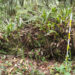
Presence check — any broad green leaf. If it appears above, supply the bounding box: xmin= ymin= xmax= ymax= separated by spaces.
xmin=64 ymin=72 xmax=71 ymax=75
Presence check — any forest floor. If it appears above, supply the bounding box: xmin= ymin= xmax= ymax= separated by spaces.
xmin=0 ymin=54 xmax=75 ymax=75
xmin=0 ymin=54 xmax=56 ymax=75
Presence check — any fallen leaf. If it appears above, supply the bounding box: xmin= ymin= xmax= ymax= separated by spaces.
xmin=20 ymin=59 xmax=24 ymax=64
xmin=0 ymin=60 xmax=2 ymax=63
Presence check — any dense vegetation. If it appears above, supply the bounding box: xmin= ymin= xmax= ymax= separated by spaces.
xmin=0 ymin=0 xmax=75 ymax=75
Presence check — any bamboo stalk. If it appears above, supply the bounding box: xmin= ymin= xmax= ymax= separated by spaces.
xmin=66 ymin=13 xmax=72 ymax=65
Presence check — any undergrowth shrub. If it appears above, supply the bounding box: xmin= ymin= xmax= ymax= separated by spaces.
xmin=0 ymin=0 xmax=72 ymax=61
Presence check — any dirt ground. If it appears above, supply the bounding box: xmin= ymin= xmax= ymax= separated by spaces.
xmin=0 ymin=54 xmax=75 ymax=75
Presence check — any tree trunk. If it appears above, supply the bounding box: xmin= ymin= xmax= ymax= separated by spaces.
xmin=73 ymin=28 xmax=75 ymax=49
xmin=19 ymin=0 xmax=24 ymax=7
